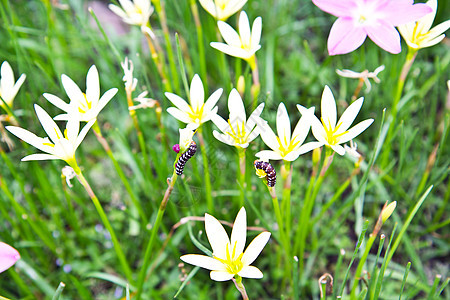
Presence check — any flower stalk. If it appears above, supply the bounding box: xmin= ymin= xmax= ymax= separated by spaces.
xmin=232 ymin=275 xmax=249 ymax=300
xmin=189 ymin=0 xmax=208 ymax=92
xmin=91 ymin=121 xmax=147 ymax=224
xmin=74 ymin=165 xmax=133 ymax=283
xmin=238 ymin=147 xmax=246 ymax=206
xmin=198 ymin=128 xmax=214 ymax=212
xmin=249 ymin=56 xmax=260 ymax=111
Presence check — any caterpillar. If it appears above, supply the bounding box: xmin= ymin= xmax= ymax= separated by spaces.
xmin=175 ymin=141 xmax=197 ymax=175
xmin=254 ymin=160 xmax=276 ymax=187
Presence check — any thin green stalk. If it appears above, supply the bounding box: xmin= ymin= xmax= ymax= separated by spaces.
xmin=238 ymin=147 xmax=246 ymax=206
xmin=152 ymin=0 xmax=180 ymax=93
xmin=198 ymin=128 xmax=214 ymax=213
xmin=92 ymin=122 xmax=147 ymax=225
xmin=232 ymin=276 xmax=249 ymax=300
xmin=349 ymin=233 xmax=377 ymax=298
xmin=189 ymin=0 xmax=208 ymax=92
xmin=248 ymin=56 xmax=260 ymax=110
xmin=381 ymin=48 xmax=418 ymax=168
xmin=268 ymin=186 xmax=290 ymax=260
xmin=281 ymin=160 xmax=292 ymax=237
xmin=73 ymin=166 xmax=133 ymax=283
xmin=135 ymin=169 xmax=179 ymax=300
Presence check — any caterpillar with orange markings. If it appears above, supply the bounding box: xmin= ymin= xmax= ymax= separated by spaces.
xmin=175 ymin=141 xmax=197 ymax=175
xmin=254 ymin=160 xmax=276 ymax=187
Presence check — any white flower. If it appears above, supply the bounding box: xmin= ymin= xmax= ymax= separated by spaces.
xmin=43 ymin=65 xmax=118 ymax=123
xmin=211 ymin=11 xmax=262 ymax=63
xmin=121 ymin=57 xmax=138 ymax=93
xmin=305 ymin=85 xmax=374 ymax=156
xmin=398 ymin=0 xmax=450 ymax=50
xmin=6 ymin=104 xmax=94 ymax=165
xmin=199 ymin=0 xmax=248 ymax=21
xmin=181 ymin=207 xmax=271 ymax=281
xmin=165 ymin=74 xmax=222 ymax=129
xmin=212 ymin=89 xmax=264 ymax=148
xmin=0 ymin=61 xmax=26 ymax=108
xmin=336 ymin=65 xmax=385 ymax=92
xmin=109 ymin=0 xmax=153 ymax=27
xmin=255 ymin=103 xmax=322 ymax=162
xmin=179 ymin=124 xmax=197 ymax=153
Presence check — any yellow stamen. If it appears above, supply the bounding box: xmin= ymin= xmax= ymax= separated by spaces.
xmin=321 ymin=117 xmax=348 ymax=146
xmin=213 ymin=241 xmax=244 ymax=275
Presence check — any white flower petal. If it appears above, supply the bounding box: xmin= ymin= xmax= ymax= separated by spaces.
xmin=276 ymin=103 xmax=291 ymax=147
xmin=239 ymin=11 xmax=251 ymax=47
xmin=246 ymin=103 xmax=264 ymax=132
xmin=330 ymin=144 xmax=346 ymax=156
xmin=61 ymin=74 xmax=84 ymax=105
xmin=180 ymin=254 xmax=225 ymax=271
xmin=205 ymin=213 xmax=231 ymax=260
xmin=310 ymin=115 xmax=328 ymax=145
xmin=258 ymin=120 xmax=280 ymax=152
xmin=86 ymin=65 xmax=100 ymax=107
xmin=213 ymin=130 xmax=235 ymax=146
xmin=43 ymin=93 xmax=70 ymax=112
xmin=255 ymin=150 xmax=283 ymax=161
xmin=167 ymin=107 xmax=192 ymax=124
xmin=251 ymin=16 xmax=262 ymax=49
xmin=190 ymin=74 xmax=205 ymax=113
xmin=238 ymin=265 xmax=263 ymax=279
xmin=230 ymin=207 xmax=246 ymax=257
xmin=228 ymin=89 xmax=246 ymax=124
xmin=291 ymin=111 xmax=313 ymax=147
xmin=95 ymin=88 xmax=118 ymax=118
xmin=6 ymin=126 xmax=51 ymax=153
xmin=21 ymin=153 xmax=60 ymax=161
xmin=217 ymin=21 xmax=241 ymax=47
xmin=321 ymin=85 xmax=337 ymax=130
xmin=34 ymin=104 xmax=62 ymax=144
xmin=210 ymin=270 xmax=234 ymax=281
xmin=241 ymin=231 xmax=271 ymax=266
xmin=211 ymin=114 xmax=229 ymax=133
xmin=336 ymin=97 xmax=364 ymax=134
xmin=297 ymin=141 xmax=324 ymax=155
xmin=203 ymin=88 xmax=223 ymax=114
xmin=53 ymin=114 xmax=69 ymax=121
xmin=76 ymin=119 xmax=95 ymax=149
xmin=165 ymin=92 xmax=192 ymax=113
xmin=338 ymin=119 xmax=374 ymax=144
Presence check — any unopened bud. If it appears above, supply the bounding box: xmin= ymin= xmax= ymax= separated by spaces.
xmin=237 ymin=75 xmax=245 ymax=96
xmin=312 ymin=147 xmax=321 ymax=165
xmin=381 ymin=201 xmax=396 ymax=223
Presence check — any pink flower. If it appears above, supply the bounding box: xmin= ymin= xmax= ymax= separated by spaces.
xmin=0 ymin=242 xmax=20 ymax=273
xmin=312 ymin=0 xmax=432 ymax=55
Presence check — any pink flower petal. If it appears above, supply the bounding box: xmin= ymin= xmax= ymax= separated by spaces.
xmin=0 ymin=242 xmax=20 ymax=273
xmin=383 ymin=2 xmax=433 ymax=26
xmin=328 ymin=18 xmax=367 ymax=55
xmin=365 ymin=20 xmax=401 ymax=54
xmin=312 ymin=0 xmax=357 ymax=17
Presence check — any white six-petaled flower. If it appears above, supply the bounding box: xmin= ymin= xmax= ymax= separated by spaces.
xmin=43 ymin=65 xmax=118 ymax=123
xmin=398 ymin=0 xmax=450 ymax=50
xmin=165 ymin=74 xmax=222 ymax=129
xmin=301 ymin=85 xmax=374 ymax=156
xmin=0 ymin=61 xmax=26 ymax=108
xmin=255 ymin=103 xmax=322 ymax=162
xmin=199 ymin=0 xmax=248 ymax=21
xmin=211 ymin=11 xmax=262 ymax=65
xmin=181 ymin=207 xmax=271 ymax=281
xmin=212 ymin=89 xmax=264 ymax=148
xmin=109 ymin=0 xmax=153 ymax=27
xmin=6 ymin=104 xmax=94 ymax=165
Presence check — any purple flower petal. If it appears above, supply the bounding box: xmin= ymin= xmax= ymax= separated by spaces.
xmin=328 ymin=18 xmax=367 ymax=55
xmin=312 ymin=0 xmax=357 ymax=17
xmin=365 ymin=20 xmax=401 ymax=54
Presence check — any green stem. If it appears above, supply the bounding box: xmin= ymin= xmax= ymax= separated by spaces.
xmin=381 ymin=48 xmax=418 ymax=168
xmin=198 ymin=128 xmax=214 ymax=213
xmin=248 ymin=56 xmax=260 ymax=111
xmin=153 ymin=0 xmax=180 ymax=93
xmin=350 ymin=233 xmax=377 ymax=298
xmin=92 ymin=122 xmax=147 ymax=224
xmin=233 ymin=276 xmax=249 ymax=300
xmin=135 ymin=169 xmax=179 ymax=300
xmin=74 ymin=166 xmax=133 ymax=284
xmin=238 ymin=147 xmax=246 ymax=206
xmin=189 ymin=0 xmax=208 ymax=92
xmin=281 ymin=160 xmax=292 ymax=238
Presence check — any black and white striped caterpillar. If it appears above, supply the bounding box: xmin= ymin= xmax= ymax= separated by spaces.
xmin=175 ymin=141 xmax=197 ymax=175
xmin=254 ymin=160 xmax=276 ymax=187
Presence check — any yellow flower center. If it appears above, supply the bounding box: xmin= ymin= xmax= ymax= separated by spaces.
xmin=214 ymin=0 xmax=228 ymax=10
xmin=78 ymin=93 xmax=92 ymax=114
xmin=214 ymin=242 xmax=244 ymax=275
xmin=186 ymin=101 xmax=205 ymax=124
xmin=321 ymin=118 xmax=348 ymax=146
xmin=226 ymin=120 xmax=248 ymax=145
xmin=276 ymin=135 xmax=300 ymax=157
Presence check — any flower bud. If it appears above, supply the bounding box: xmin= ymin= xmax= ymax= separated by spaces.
xmin=381 ymin=201 xmax=396 ymax=223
